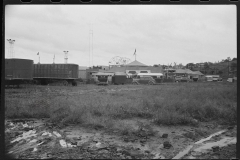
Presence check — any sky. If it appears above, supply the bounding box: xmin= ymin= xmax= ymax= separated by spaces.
xmin=5 ymin=5 xmax=236 ymax=67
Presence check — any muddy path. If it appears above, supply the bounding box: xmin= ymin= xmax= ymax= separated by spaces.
xmin=5 ymin=118 xmax=236 ymax=159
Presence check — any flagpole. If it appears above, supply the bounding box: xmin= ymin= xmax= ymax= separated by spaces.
xmin=134 ymin=49 xmax=136 ymax=61
xmin=37 ymin=52 xmax=40 ymax=64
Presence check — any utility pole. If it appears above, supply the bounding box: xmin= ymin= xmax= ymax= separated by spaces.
xmin=7 ymin=39 xmax=15 ymax=58
xmin=53 ymin=54 xmax=55 ymax=64
xmin=37 ymin=52 xmax=40 ymax=64
xmin=228 ymin=60 xmax=229 ymax=76
xmin=63 ymin=51 xmax=68 ymax=64
xmin=92 ymin=28 xmax=93 ymax=67
xmin=88 ymin=23 xmax=93 ymax=67
xmin=167 ymin=63 xmax=169 ymax=79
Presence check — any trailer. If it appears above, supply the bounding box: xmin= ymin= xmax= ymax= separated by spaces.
xmin=5 ymin=58 xmax=34 ymax=87
xmin=112 ymin=72 xmax=126 ymax=85
xmin=33 ymin=63 xmax=79 ymax=86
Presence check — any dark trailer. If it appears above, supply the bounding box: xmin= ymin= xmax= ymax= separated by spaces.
xmin=112 ymin=72 xmax=127 ymax=85
xmin=5 ymin=58 xmax=34 ymax=87
xmin=33 ymin=63 xmax=78 ymax=86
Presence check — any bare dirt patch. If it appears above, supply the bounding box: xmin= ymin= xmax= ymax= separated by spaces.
xmin=5 ymin=83 xmax=237 ymax=159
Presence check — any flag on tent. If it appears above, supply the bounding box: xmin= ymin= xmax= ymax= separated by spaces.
xmin=37 ymin=52 xmax=39 ymax=55
xmin=133 ymin=49 xmax=136 ymax=55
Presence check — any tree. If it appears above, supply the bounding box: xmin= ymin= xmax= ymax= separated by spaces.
xmin=208 ymin=62 xmax=213 ymax=66
xmin=204 ymin=62 xmax=209 ymax=69
xmin=203 ymin=62 xmax=210 ymax=74
xmin=218 ymin=70 xmax=223 ymax=75
xmin=231 ymin=62 xmax=237 ymax=71
xmin=162 ymin=65 xmax=168 ymax=69
xmin=178 ymin=63 xmax=183 ymax=69
xmin=232 ymin=57 xmax=237 ymax=61
xmin=186 ymin=63 xmax=195 ymax=70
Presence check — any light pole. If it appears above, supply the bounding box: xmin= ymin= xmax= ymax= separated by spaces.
xmin=7 ymin=39 xmax=15 ymax=58
xmin=63 ymin=51 xmax=68 ymax=64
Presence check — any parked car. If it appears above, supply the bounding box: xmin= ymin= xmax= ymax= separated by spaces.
xmin=205 ymin=75 xmax=221 ymax=82
xmin=217 ymin=77 xmax=223 ymax=82
xmin=227 ymin=78 xmax=235 ymax=83
xmin=175 ymin=76 xmax=191 ymax=82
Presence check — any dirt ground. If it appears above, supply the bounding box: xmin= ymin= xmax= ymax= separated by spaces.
xmin=5 ymin=118 xmax=237 ymax=159
xmin=5 ymin=84 xmax=237 ymax=159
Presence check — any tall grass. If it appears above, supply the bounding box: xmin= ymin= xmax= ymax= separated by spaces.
xmin=5 ymin=82 xmax=237 ymax=128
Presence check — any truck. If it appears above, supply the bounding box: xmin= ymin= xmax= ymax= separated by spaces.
xmin=132 ymin=73 xmax=163 ymax=85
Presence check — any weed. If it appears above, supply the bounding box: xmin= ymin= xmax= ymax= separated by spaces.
xmin=5 ymin=83 xmax=237 ymax=128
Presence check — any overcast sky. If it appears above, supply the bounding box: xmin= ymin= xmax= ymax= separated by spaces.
xmin=5 ymin=5 xmax=236 ymax=67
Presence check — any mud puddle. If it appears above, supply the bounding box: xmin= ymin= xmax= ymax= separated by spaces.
xmin=5 ymin=118 xmax=237 ymax=159
xmin=173 ymin=125 xmax=237 ymax=159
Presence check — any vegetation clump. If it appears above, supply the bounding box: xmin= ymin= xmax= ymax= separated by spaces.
xmin=5 ymin=82 xmax=237 ymax=128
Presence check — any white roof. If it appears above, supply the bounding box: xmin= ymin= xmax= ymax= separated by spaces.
xmin=94 ymin=72 xmax=114 ymax=76
xmin=125 ymin=60 xmax=148 ymax=67
xmin=205 ymin=75 xmax=219 ymax=77
xmin=137 ymin=73 xmax=163 ymax=76
xmin=114 ymin=72 xmax=126 ymax=75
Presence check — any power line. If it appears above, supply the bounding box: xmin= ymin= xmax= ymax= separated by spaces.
xmin=88 ymin=23 xmax=93 ymax=67
xmin=63 ymin=51 xmax=68 ymax=64
xmin=92 ymin=26 xmax=93 ymax=67
xmin=7 ymin=39 xmax=15 ymax=58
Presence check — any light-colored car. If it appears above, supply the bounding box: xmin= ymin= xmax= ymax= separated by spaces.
xmin=227 ymin=78 xmax=234 ymax=83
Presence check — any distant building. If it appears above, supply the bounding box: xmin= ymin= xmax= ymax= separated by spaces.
xmin=171 ymin=69 xmax=204 ymax=79
xmin=106 ymin=60 xmax=163 ymax=77
xmin=79 ymin=65 xmax=110 ymax=80
xmin=78 ymin=66 xmax=88 ymax=79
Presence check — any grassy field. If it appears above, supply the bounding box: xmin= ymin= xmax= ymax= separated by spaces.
xmin=5 ymin=82 xmax=237 ymax=131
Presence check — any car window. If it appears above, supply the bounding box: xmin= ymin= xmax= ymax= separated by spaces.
xmin=129 ymin=71 xmax=136 ymax=74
